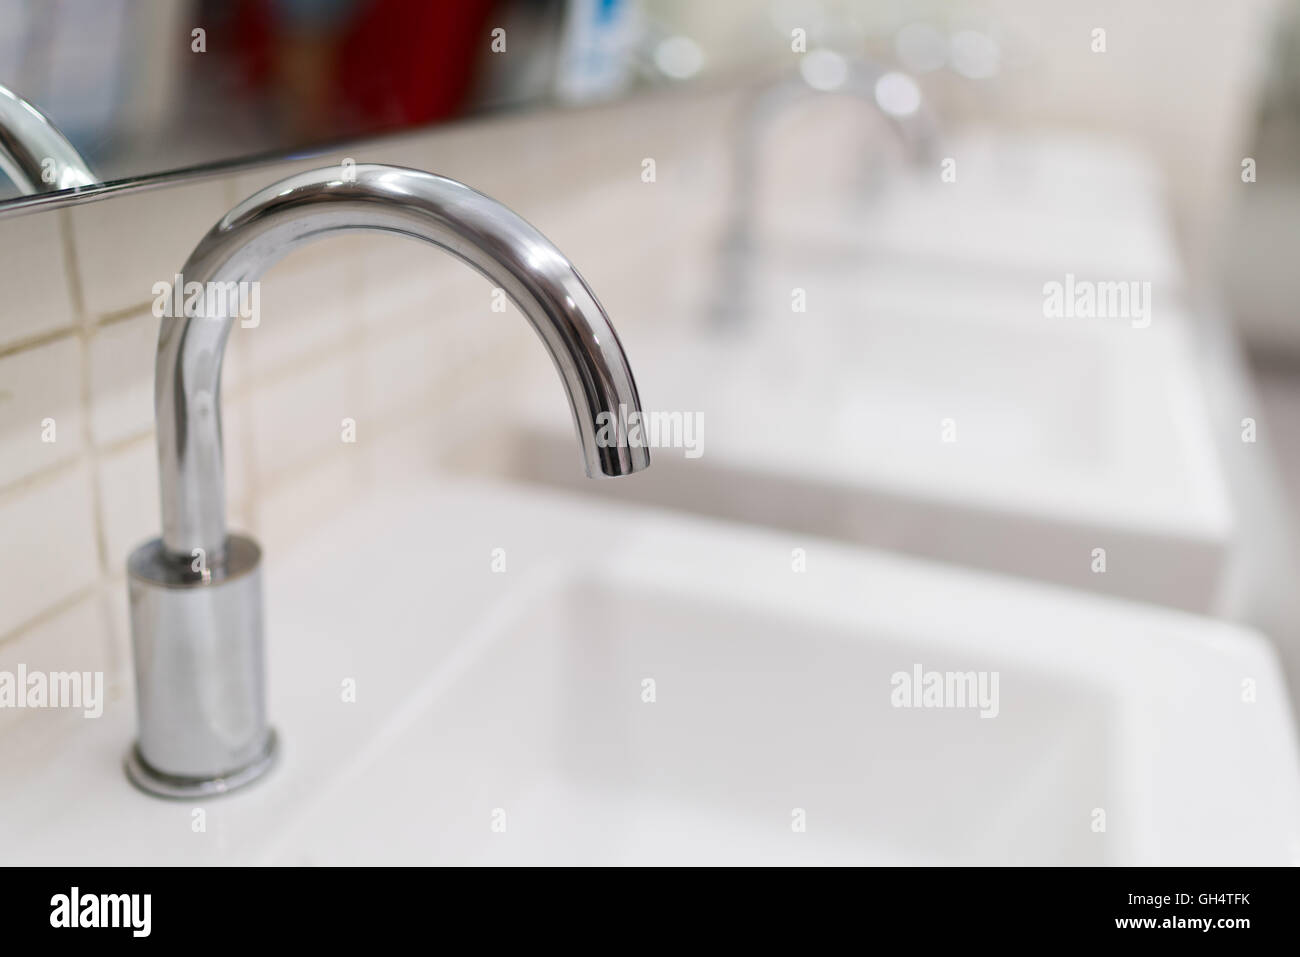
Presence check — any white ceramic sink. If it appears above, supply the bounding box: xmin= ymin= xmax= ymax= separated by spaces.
xmin=3 ymin=478 xmax=1289 ymax=865
xmin=486 ymin=127 xmax=1233 ymax=615
xmin=499 ymin=278 xmax=1234 ymax=614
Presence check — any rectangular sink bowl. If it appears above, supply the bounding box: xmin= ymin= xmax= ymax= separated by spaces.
xmin=257 ymin=483 xmax=1292 ymax=866
xmin=495 ymin=276 xmax=1233 ymax=614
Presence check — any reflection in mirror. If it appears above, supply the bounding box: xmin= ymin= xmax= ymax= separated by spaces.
xmin=0 ymin=0 xmax=681 ymax=205
xmin=0 ymin=83 xmax=96 ymax=193
xmin=0 ymin=0 xmax=575 ymax=203
xmin=0 ymin=0 xmax=969 ymax=209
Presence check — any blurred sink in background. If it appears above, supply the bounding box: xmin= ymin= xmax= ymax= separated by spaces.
xmin=505 ymin=310 xmax=1230 ymax=612
xmin=486 ymin=134 xmax=1233 ymax=612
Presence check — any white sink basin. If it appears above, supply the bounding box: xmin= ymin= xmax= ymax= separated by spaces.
xmin=5 ymin=478 xmax=1284 ymax=868
xmin=500 ymin=285 xmax=1234 ymax=614
xmin=1 ymin=478 xmax=1293 ymax=865
xmin=269 ymin=576 xmax=1114 ymax=866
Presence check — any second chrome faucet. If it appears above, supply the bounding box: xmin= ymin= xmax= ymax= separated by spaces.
xmin=125 ymin=164 xmax=650 ymax=798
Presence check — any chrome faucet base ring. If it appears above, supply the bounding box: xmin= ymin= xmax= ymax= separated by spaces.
xmin=125 ymin=728 xmax=279 ymax=799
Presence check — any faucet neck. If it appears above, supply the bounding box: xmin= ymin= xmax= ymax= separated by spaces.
xmin=155 ymin=164 xmax=648 ymax=559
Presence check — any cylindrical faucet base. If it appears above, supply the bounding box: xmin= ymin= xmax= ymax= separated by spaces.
xmin=125 ymin=534 xmax=277 ymax=798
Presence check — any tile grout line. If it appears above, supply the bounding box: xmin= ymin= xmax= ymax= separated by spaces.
xmin=0 ymin=584 xmax=99 ymax=650
xmin=60 ymin=207 xmax=108 ymax=568
xmin=0 ymin=448 xmax=84 ymax=504
xmin=60 ymin=204 xmax=124 ymax=679
xmin=0 ymin=323 xmax=80 ymax=360
xmin=96 ymin=300 xmax=158 ymax=327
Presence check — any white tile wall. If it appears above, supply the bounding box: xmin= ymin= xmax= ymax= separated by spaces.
xmin=254 ymin=453 xmax=365 ymax=555
xmin=244 ymin=237 xmax=363 ymax=378
xmin=0 ymin=335 xmax=83 ymax=488
xmin=221 ymin=395 xmax=253 ymax=508
xmin=87 ymin=312 xmax=159 ymax=446
xmin=0 ymin=464 xmax=99 ymax=638
xmin=94 ymin=436 xmax=160 ymax=576
xmin=250 ymin=351 xmax=361 ymax=484
xmin=69 ymin=180 xmax=231 ymax=319
xmin=357 ymin=233 xmax=449 ymax=328
xmin=359 ymin=317 xmax=445 ymax=421
xmin=0 ymin=210 xmax=79 ymax=350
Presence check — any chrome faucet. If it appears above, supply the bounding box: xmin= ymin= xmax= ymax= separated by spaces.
xmin=125 ymin=164 xmax=650 ymax=798
xmin=0 ymin=84 xmax=95 ymax=193
xmin=715 ymin=52 xmax=938 ymax=325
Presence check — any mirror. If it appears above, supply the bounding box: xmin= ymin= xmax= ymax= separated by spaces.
xmin=0 ymin=0 xmax=1026 ymax=211
xmin=0 ymin=0 xmax=734 ymax=207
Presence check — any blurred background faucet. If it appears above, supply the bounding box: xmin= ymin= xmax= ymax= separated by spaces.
xmin=0 ymin=83 xmax=95 ymax=193
xmin=124 ymin=164 xmax=650 ymax=798
xmin=715 ymin=51 xmax=939 ymax=327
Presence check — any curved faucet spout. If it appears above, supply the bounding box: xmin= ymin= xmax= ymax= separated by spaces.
xmin=0 ymin=84 xmax=96 ymax=193
xmin=157 ymin=164 xmax=649 ymax=559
